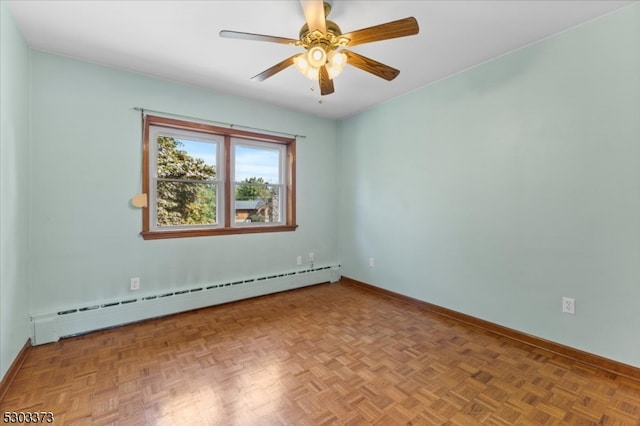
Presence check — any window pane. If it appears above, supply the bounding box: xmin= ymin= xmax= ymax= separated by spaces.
xmin=157 ymin=136 xmax=216 ymax=181
xmin=234 ymin=145 xmax=280 ymax=184
xmin=157 ymin=181 xmax=217 ymax=227
xmin=234 ymin=184 xmax=281 ymax=223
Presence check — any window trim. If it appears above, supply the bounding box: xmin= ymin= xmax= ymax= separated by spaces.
xmin=141 ymin=115 xmax=297 ymax=240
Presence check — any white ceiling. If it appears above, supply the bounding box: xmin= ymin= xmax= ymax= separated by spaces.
xmin=7 ymin=0 xmax=636 ymax=120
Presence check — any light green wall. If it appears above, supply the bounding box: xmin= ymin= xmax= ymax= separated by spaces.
xmin=28 ymin=52 xmax=339 ymax=316
xmin=0 ymin=2 xmax=31 ymax=380
xmin=339 ymin=4 xmax=640 ymax=367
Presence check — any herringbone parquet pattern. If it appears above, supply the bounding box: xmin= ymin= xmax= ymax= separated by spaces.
xmin=2 ymin=282 xmax=639 ymax=425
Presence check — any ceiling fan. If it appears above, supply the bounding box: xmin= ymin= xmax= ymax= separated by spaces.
xmin=220 ymin=0 xmax=419 ymax=96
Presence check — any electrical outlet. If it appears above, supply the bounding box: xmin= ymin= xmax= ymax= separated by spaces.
xmin=309 ymin=252 xmax=315 ymax=262
xmin=130 ymin=277 xmax=140 ymax=291
xmin=562 ymin=297 xmax=575 ymax=315
xmin=296 ymin=256 xmax=302 ymax=266
xmin=369 ymin=257 xmax=375 ymax=267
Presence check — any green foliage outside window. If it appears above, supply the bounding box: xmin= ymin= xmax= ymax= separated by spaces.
xmin=235 ymin=177 xmax=279 ymax=223
xmin=156 ymin=136 xmax=216 ymax=226
xmin=235 ymin=177 xmax=270 ymax=200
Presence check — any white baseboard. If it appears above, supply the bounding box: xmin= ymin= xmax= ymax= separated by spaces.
xmin=32 ymin=265 xmax=341 ymax=345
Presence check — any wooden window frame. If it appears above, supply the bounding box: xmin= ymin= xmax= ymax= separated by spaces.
xmin=141 ymin=115 xmax=297 ymax=240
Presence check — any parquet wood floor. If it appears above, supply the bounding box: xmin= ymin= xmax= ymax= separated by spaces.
xmin=2 ymin=281 xmax=639 ymax=425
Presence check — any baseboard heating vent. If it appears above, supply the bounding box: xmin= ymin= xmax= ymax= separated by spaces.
xmin=34 ymin=264 xmax=340 ymax=345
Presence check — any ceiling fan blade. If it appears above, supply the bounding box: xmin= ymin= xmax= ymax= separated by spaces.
xmin=299 ymin=0 xmax=326 ymax=34
xmin=343 ymin=50 xmax=400 ymax=81
xmin=341 ymin=17 xmax=419 ymax=47
xmin=319 ymin=66 xmax=335 ymax=96
xmin=251 ymin=55 xmax=297 ymax=82
xmin=220 ymin=30 xmax=298 ymax=45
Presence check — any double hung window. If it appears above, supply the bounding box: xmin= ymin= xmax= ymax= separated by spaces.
xmin=141 ymin=115 xmax=296 ymax=239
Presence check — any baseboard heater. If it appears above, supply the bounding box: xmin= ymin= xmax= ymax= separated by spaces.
xmin=32 ymin=265 xmax=341 ymax=345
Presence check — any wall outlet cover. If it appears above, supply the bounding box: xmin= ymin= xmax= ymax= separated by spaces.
xmin=130 ymin=277 xmax=140 ymax=291
xmin=562 ymin=297 xmax=575 ymax=315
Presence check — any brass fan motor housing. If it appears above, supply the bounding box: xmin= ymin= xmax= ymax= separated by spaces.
xmin=298 ymin=19 xmax=344 ymax=51
xmin=298 ymin=1 xmax=346 ymax=52
xmin=299 ymin=19 xmax=342 ymax=40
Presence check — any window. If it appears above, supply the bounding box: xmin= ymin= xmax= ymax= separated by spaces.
xmin=141 ymin=115 xmax=296 ymax=239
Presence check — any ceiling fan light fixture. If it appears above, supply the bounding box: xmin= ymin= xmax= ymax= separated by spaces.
xmin=328 ymin=50 xmax=347 ymax=67
xmin=325 ymin=64 xmax=341 ymax=79
xmin=295 ymin=53 xmax=320 ymax=80
xmin=307 ymin=45 xmax=327 ymax=68
xmin=305 ymin=67 xmax=320 ymax=80
xmin=293 ymin=53 xmax=310 ymax=74
xmin=294 ymin=46 xmax=331 ymax=81
xmin=325 ymin=49 xmax=347 ymax=79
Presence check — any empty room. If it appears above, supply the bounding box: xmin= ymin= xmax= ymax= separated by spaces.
xmin=1 ymin=1 xmax=639 ymax=424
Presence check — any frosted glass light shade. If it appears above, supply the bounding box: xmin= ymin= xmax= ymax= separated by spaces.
xmin=326 ymin=50 xmax=347 ymax=79
xmin=307 ymin=46 xmax=327 ymax=68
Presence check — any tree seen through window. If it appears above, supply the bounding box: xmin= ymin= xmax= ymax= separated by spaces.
xmin=156 ymin=136 xmax=216 ymax=227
